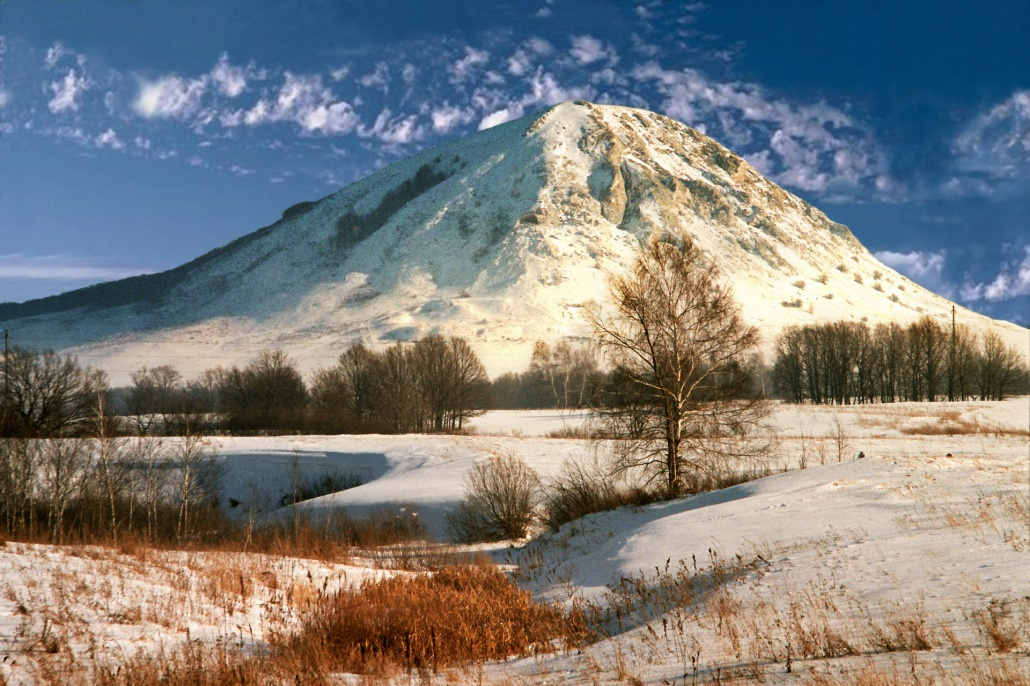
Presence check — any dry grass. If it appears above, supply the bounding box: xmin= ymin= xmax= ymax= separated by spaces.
xmin=974 ymin=600 xmax=1027 ymax=654
xmin=17 ymin=554 xmax=582 ymax=685
xmin=900 ymin=416 xmax=1029 ymax=437
xmin=285 ymin=562 xmax=584 ymax=675
xmin=34 ymin=642 xmax=332 ymax=686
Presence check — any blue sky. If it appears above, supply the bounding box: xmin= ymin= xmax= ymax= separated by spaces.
xmin=1 ymin=0 xmax=1028 ymax=324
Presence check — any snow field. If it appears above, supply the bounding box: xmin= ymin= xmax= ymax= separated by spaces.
xmin=0 ymin=398 xmax=1026 ymax=684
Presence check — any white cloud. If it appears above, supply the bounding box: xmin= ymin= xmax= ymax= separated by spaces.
xmin=303 ymin=101 xmax=360 ymax=134
xmin=330 ymin=66 xmax=351 ymax=82
xmin=401 ymin=63 xmax=417 ymax=85
xmin=48 ymin=68 xmax=92 ymax=113
xmin=134 ymin=74 xmax=208 ymax=119
xmin=525 ymin=37 xmax=554 ymax=55
xmin=953 ymin=90 xmax=1030 ymax=182
xmin=209 ymin=52 xmax=259 ymax=97
xmin=875 ymin=249 xmax=955 ymax=299
xmin=0 ymin=87 xmax=9 ymax=109
xmin=359 ymin=62 xmax=390 ymax=91
xmin=479 ymin=105 xmax=524 ymax=130
xmin=360 ymin=108 xmax=423 ymax=144
xmin=507 ymin=50 xmax=532 ymax=76
xmin=94 ymin=128 xmax=125 ymax=150
xmin=631 ymin=61 xmax=892 ymax=197
xmin=960 ymin=247 xmax=1030 ymax=302
xmin=51 ymin=125 xmax=90 ymax=145
xmin=874 ymin=250 xmax=946 ymax=280
xmin=430 ymin=104 xmax=475 ymax=133
xmin=0 ymin=254 xmax=151 ymax=281
xmin=449 ymin=47 xmax=490 ymax=84
xmin=44 ymin=43 xmax=66 ymax=69
xmin=477 ymin=67 xmax=593 ymax=130
xmin=43 ymin=42 xmax=83 ymax=70
xmin=240 ymin=73 xmax=359 ymax=135
xmin=569 ymin=35 xmax=617 ymax=65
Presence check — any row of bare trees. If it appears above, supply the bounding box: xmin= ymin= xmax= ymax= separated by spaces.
xmin=490 ymin=341 xmax=603 ymax=409
xmin=0 ymin=428 xmax=221 ymax=545
xmin=309 ymin=337 xmax=489 ymax=433
xmin=772 ymin=318 xmax=1029 ymax=404
xmin=121 ymin=336 xmax=490 ymax=435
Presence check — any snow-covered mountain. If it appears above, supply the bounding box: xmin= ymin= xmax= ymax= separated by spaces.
xmin=3 ymin=101 xmax=1026 ymax=383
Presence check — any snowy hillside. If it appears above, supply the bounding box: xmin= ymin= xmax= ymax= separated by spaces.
xmin=4 ymin=101 xmax=1026 ymax=383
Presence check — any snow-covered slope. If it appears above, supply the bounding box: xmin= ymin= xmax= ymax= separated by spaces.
xmin=5 ymin=101 xmax=1026 ymax=383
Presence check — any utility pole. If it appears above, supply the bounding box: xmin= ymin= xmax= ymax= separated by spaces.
xmin=948 ymin=306 xmax=956 ymax=401
xmin=1 ymin=328 xmax=8 ymax=431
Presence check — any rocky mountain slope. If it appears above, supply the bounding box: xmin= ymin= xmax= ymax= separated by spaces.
xmin=3 ymin=101 xmax=1025 ymax=383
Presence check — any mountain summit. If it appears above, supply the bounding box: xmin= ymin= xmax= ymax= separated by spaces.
xmin=4 ymin=101 xmax=1025 ymax=382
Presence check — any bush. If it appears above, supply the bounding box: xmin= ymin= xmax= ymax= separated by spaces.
xmin=288 ymin=564 xmax=580 ymax=674
xmin=543 ymin=457 xmax=653 ymax=530
xmin=447 ymin=453 xmax=541 ymax=542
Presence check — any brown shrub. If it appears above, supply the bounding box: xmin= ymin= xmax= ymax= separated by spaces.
xmin=287 ymin=563 xmax=583 ymax=674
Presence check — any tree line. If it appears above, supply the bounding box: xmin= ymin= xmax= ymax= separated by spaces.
xmin=771 ymin=316 xmax=1029 ymax=405
xmin=490 ymin=341 xmax=603 ymax=410
xmin=0 ymin=335 xmax=490 ymax=438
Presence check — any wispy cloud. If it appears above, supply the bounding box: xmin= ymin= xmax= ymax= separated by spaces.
xmin=874 ymin=249 xmax=954 ymax=298
xmin=233 ymin=72 xmax=359 ymax=135
xmin=19 ymin=25 xmax=897 ymax=204
xmin=874 ymin=249 xmax=945 ymax=280
xmin=360 ymin=107 xmax=423 ymax=144
xmin=0 ymin=254 xmax=152 ymax=281
xmin=632 ymin=61 xmax=895 ymax=198
xmin=951 ymin=90 xmax=1030 ymax=190
xmin=448 ymin=47 xmax=490 ymax=84
xmin=209 ymin=52 xmax=263 ymax=97
xmin=960 ymin=246 xmax=1030 ymax=302
xmin=94 ymin=128 xmax=124 ymax=150
xmin=134 ymin=74 xmax=207 ymax=119
xmin=430 ymin=103 xmax=476 ymax=133
xmin=48 ymin=68 xmax=92 ymax=113
xmin=358 ymin=62 xmax=391 ymax=92
xmin=569 ymin=35 xmax=618 ymax=65
xmin=43 ymin=42 xmax=85 ymax=70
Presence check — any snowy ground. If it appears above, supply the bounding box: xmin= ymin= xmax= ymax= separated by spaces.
xmin=1 ymin=400 xmax=1027 ymax=684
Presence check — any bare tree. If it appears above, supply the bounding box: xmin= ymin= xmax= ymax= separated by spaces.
xmin=907 ymin=316 xmax=947 ymax=401
xmin=90 ymin=380 xmax=133 ymax=539
xmin=127 ymin=365 xmax=184 ymax=434
xmin=0 ymin=437 xmax=39 ymax=536
xmin=528 ymin=340 xmax=600 ymax=417
xmin=173 ymin=424 xmax=219 ymax=543
xmin=976 ymin=331 xmax=1029 ymax=400
xmin=220 ymin=350 xmax=308 ymax=433
xmin=445 ymin=336 xmax=489 ymax=430
xmin=39 ymin=438 xmax=92 ymax=542
xmin=590 ymin=235 xmax=770 ymax=497
xmin=411 ymin=335 xmax=455 ymax=432
xmin=1 ymin=348 xmax=102 ymax=437
xmin=447 ymin=453 xmax=541 ymax=542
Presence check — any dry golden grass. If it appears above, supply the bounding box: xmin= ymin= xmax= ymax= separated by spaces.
xmin=34 ymin=641 xmax=333 ymax=686
xmin=286 ymin=562 xmax=584 ymax=675
xmin=900 ymin=416 xmax=1029 ymax=437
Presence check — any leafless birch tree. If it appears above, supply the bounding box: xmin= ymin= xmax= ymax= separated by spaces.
xmin=590 ymin=235 xmax=770 ymax=497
